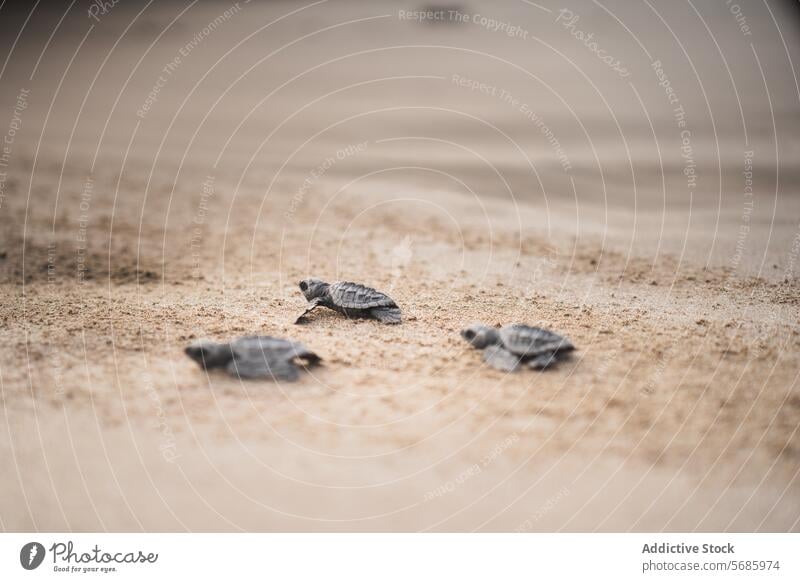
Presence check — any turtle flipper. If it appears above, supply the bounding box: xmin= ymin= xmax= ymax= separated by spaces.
xmin=528 ymin=350 xmax=573 ymax=369
xmin=369 ymin=306 xmax=402 ymax=324
xmin=528 ymin=352 xmax=558 ymax=370
xmin=294 ymin=298 xmax=322 ymax=324
xmin=482 ymin=345 xmax=520 ymax=372
xmin=291 ymin=343 xmax=322 ymax=367
xmin=226 ymin=354 xmax=300 ymax=382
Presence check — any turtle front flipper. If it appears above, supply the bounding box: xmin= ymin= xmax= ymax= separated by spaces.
xmin=528 ymin=349 xmax=574 ymax=369
xmin=290 ymin=343 xmax=322 ymax=367
xmin=369 ymin=306 xmax=402 ymax=324
xmin=482 ymin=345 xmax=520 ymax=372
xmin=528 ymin=352 xmax=558 ymax=370
xmin=294 ymin=298 xmax=322 ymax=324
xmin=185 ymin=341 xmax=235 ymax=369
xmin=226 ymin=354 xmax=300 ymax=382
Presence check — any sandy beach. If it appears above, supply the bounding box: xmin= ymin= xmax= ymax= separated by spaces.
xmin=1 ymin=0 xmax=799 ymax=531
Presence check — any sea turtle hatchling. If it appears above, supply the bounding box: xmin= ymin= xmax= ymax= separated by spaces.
xmin=461 ymin=323 xmax=575 ymax=371
xmin=185 ymin=336 xmax=321 ymax=381
xmin=295 ymin=278 xmax=402 ymax=324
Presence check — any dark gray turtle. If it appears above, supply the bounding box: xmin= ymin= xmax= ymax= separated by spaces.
xmin=295 ymin=278 xmax=402 ymax=324
xmin=185 ymin=335 xmax=320 ymax=381
xmin=461 ymin=323 xmax=575 ymax=371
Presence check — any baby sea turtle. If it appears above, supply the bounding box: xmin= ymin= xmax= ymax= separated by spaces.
xmin=185 ymin=336 xmax=320 ymax=381
xmin=295 ymin=278 xmax=402 ymax=324
xmin=461 ymin=323 xmax=575 ymax=371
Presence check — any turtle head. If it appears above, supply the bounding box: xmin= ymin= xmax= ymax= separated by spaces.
xmin=460 ymin=323 xmax=500 ymax=349
xmin=299 ymin=277 xmax=329 ymax=301
xmin=185 ymin=340 xmax=233 ymax=369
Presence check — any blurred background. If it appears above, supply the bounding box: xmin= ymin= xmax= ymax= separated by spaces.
xmin=1 ymin=0 xmax=799 ymax=271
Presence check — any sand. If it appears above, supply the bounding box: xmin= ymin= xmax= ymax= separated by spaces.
xmin=1 ymin=0 xmax=799 ymax=531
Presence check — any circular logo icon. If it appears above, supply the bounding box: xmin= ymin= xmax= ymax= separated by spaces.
xmin=20 ymin=542 xmax=46 ymax=570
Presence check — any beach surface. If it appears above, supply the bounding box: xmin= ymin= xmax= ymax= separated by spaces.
xmin=1 ymin=0 xmax=799 ymax=531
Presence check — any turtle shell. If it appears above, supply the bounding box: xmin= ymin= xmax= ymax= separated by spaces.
xmin=329 ymin=281 xmax=398 ymax=310
xmin=231 ymin=336 xmax=315 ymax=361
xmin=499 ymin=324 xmax=574 ymax=357
xmin=226 ymin=336 xmax=320 ymax=380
